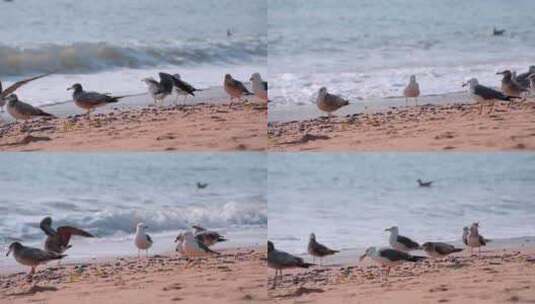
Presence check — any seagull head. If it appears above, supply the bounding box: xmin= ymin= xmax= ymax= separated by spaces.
xmin=385 ymin=226 xmax=398 ymax=233
xmin=496 ymin=70 xmax=512 ymax=79
xmin=463 ymin=226 xmax=469 ymax=233
xmin=421 ymin=242 xmax=433 ymax=251
xmin=529 ymin=66 xmax=535 ymax=73
xmin=360 ymin=247 xmax=376 ymax=262
xmin=462 ymin=78 xmax=478 ymax=88
xmin=250 ymin=73 xmax=261 ymax=82
xmin=6 ymin=94 xmax=18 ymax=103
xmin=67 ymin=83 xmax=82 ymax=92
xmin=6 ymin=242 xmax=22 ymax=256
xmin=225 ymin=74 xmax=232 ymax=81
xmin=173 ymin=73 xmax=181 ymax=80
xmin=174 ymin=232 xmax=184 ymax=243
xmin=318 ymin=87 xmax=328 ymax=96
xmin=409 ymin=75 xmax=417 ymax=83
xmin=309 ymin=233 xmax=316 ymax=241
xmin=136 ymin=223 xmax=148 ymax=232
xmin=267 ymin=241 xmax=274 ymax=253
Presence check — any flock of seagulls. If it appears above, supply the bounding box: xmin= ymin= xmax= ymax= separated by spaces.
xmin=268 ymin=222 xmax=490 ymax=287
xmin=5 ymin=216 xmax=227 ymax=278
xmin=0 ymin=71 xmax=268 ymax=123
xmin=315 ymin=64 xmax=535 ymax=118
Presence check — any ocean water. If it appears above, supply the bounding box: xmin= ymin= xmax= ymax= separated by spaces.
xmin=269 ymin=0 xmax=535 ymax=106
xmin=0 ymin=0 xmax=267 ymax=105
xmin=0 ymin=153 xmax=266 ymax=264
xmin=268 ymin=153 xmax=535 ymax=255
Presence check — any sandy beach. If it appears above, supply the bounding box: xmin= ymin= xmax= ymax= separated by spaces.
xmin=0 ymin=100 xmax=266 ymax=152
xmin=268 ymin=100 xmax=535 ymax=151
xmin=1 ymin=247 xmax=268 ymax=304
xmin=268 ymin=247 xmax=535 ymax=303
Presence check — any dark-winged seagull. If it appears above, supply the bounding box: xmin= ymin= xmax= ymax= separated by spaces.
xmin=191 ymin=225 xmax=227 ymax=247
xmin=178 ymin=231 xmax=220 ymax=257
xmin=134 ymin=223 xmax=153 ymax=258
xmin=385 ymin=226 xmax=421 ymax=252
xmin=5 ymin=94 xmax=54 ymax=121
xmin=171 ymin=73 xmax=200 ymax=104
xmin=0 ymin=72 xmax=55 ymax=112
xmin=497 ymin=70 xmax=528 ymax=98
xmin=466 ymin=222 xmax=490 ymax=256
xmin=403 ymin=75 xmax=420 ymax=106
xmin=422 ymin=242 xmax=463 ymax=258
xmin=307 ymin=233 xmax=339 ymax=265
xmin=492 ymin=27 xmax=506 ymax=36
xmin=316 ymin=87 xmax=349 ymax=119
xmin=40 ymin=216 xmax=94 ymax=254
xmin=141 ymin=73 xmax=174 ymax=104
xmin=462 ymin=78 xmax=520 ymax=115
xmin=249 ymin=73 xmax=268 ymax=102
xmin=417 ymin=179 xmax=433 ymax=187
xmin=7 ymin=242 xmax=66 ymax=276
xmin=68 ymin=83 xmax=132 ymax=116
xmin=224 ymin=74 xmax=253 ymax=107
xmin=268 ymin=241 xmax=313 ymax=288
xmin=196 ymin=182 xmax=208 ymax=189
xmin=359 ymin=246 xmax=425 ymax=280
xmin=515 ymin=65 xmax=535 ymax=88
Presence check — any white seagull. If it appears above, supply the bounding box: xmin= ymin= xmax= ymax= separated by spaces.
xmin=134 ymin=222 xmax=153 ymax=258
xmin=249 ymin=73 xmax=268 ymax=102
xmin=385 ymin=226 xmax=421 ymax=252
xmin=403 ymin=75 xmax=420 ymax=106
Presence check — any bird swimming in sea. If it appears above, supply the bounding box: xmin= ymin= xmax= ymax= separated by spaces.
xmin=359 ymin=246 xmax=425 ymax=280
xmin=463 ymin=78 xmax=520 ymax=115
xmin=5 ymin=94 xmax=54 ymax=121
xmin=307 ymin=233 xmax=339 ymax=265
xmin=0 ymin=72 xmax=55 ymax=112
xmin=196 ymin=182 xmax=208 ymax=189
xmin=268 ymin=241 xmax=313 ymax=288
xmin=40 ymin=216 xmax=94 ymax=254
xmin=134 ymin=223 xmax=153 ymax=258
xmin=249 ymin=73 xmax=268 ymax=102
xmin=316 ymin=87 xmax=349 ymax=120
xmin=403 ymin=75 xmax=420 ymax=106
xmin=385 ymin=226 xmax=421 ymax=252
xmin=492 ymin=27 xmax=506 ymax=36
xmin=417 ymin=179 xmax=433 ymax=187
xmin=7 ymin=242 xmax=66 ymax=277
xmin=68 ymin=83 xmax=131 ymax=117
xmin=224 ymin=74 xmax=253 ymax=107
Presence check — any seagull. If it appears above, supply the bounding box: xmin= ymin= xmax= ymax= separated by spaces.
xmin=224 ymin=74 xmax=253 ymax=107
xmin=141 ymin=73 xmax=174 ymax=104
xmin=68 ymin=83 xmax=132 ymax=116
xmin=267 ymin=241 xmax=313 ymax=288
xmin=515 ymin=66 xmax=535 ymax=88
xmin=359 ymin=247 xmax=425 ymax=280
xmin=422 ymin=242 xmax=463 ymax=258
xmin=196 ymin=182 xmax=208 ymax=189
xmin=0 ymin=72 xmax=55 ymax=112
xmin=5 ymin=94 xmax=54 ymax=121
xmin=466 ymin=222 xmax=490 ymax=256
xmin=191 ymin=225 xmax=227 ymax=247
xmin=417 ymin=179 xmax=433 ymax=187
xmin=134 ymin=223 xmax=153 ymax=258
xmin=249 ymin=73 xmax=268 ymax=102
xmin=403 ymin=75 xmax=420 ymax=106
xmin=497 ymin=70 xmax=528 ymax=98
xmin=492 ymin=27 xmax=506 ymax=36
xmin=171 ymin=73 xmax=200 ymax=104
xmin=385 ymin=226 xmax=421 ymax=252
xmin=6 ymin=242 xmax=66 ymax=277
xmin=316 ymin=87 xmax=349 ymax=119
xmin=179 ymin=231 xmax=220 ymax=257
xmin=307 ymin=233 xmax=339 ymax=265
xmin=462 ymin=226 xmax=469 ymax=246
xmin=462 ymin=78 xmax=520 ymax=115
xmin=40 ymin=216 xmax=94 ymax=254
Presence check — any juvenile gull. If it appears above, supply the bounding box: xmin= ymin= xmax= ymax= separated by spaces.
xmin=134 ymin=223 xmax=153 ymax=258
xmin=307 ymin=233 xmax=339 ymax=265
xmin=6 ymin=242 xmax=66 ymax=276
xmin=179 ymin=231 xmax=220 ymax=257
xmin=515 ymin=65 xmax=535 ymax=88
xmin=0 ymin=72 xmax=55 ymax=112
xmin=268 ymin=241 xmax=313 ymax=288
xmin=462 ymin=78 xmax=520 ymax=115
xmin=466 ymin=222 xmax=490 ymax=256
xmin=172 ymin=73 xmax=200 ymax=103
xmin=191 ymin=225 xmax=227 ymax=247
xmin=316 ymin=87 xmax=349 ymax=119
xmin=40 ymin=216 xmax=94 ymax=254
xmin=68 ymin=83 xmax=132 ymax=116
xmin=385 ymin=226 xmax=420 ymax=252
xmin=403 ymin=75 xmax=420 ymax=106
xmin=359 ymin=246 xmax=425 ymax=280
xmin=417 ymin=179 xmax=432 ymax=187
xmin=422 ymin=242 xmax=463 ymax=258
xmin=141 ymin=73 xmax=174 ymax=104
xmin=249 ymin=73 xmax=268 ymax=102
xmin=497 ymin=70 xmax=528 ymax=97
xmin=5 ymin=94 xmax=54 ymax=121
xmin=224 ymin=74 xmax=253 ymax=106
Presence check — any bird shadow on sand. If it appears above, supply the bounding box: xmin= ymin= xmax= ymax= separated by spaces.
xmin=272 ymin=287 xmax=325 ymax=298
xmin=7 ymin=284 xmax=58 ymax=297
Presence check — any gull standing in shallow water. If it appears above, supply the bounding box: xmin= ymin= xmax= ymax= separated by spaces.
xmin=5 ymin=94 xmax=54 ymax=121
xmin=359 ymin=247 xmax=425 ymax=280
xmin=7 ymin=242 xmax=66 ymax=277
xmin=40 ymin=217 xmax=94 ymax=254
xmin=422 ymin=242 xmax=463 ymax=258
xmin=403 ymin=75 xmax=420 ymax=106
xmin=141 ymin=73 xmax=174 ymax=104
xmin=249 ymin=73 xmax=268 ymax=102
xmin=68 ymin=83 xmax=133 ymax=117
xmin=307 ymin=233 xmax=339 ymax=265
xmin=385 ymin=226 xmax=421 ymax=252
xmin=268 ymin=241 xmax=313 ymax=288
xmin=134 ymin=223 xmax=153 ymax=258
xmin=224 ymin=74 xmax=253 ymax=107
xmin=463 ymin=78 xmax=520 ymax=115
xmin=316 ymin=87 xmax=349 ymax=119
xmin=0 ymin=72 xmax=55 ymax=112
xmin=466 ymin=222 xmax=490 ymax=256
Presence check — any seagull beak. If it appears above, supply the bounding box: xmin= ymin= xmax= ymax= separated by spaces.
xmin=462 ymin=82 xmax=467 ymax=87
xmin=67 ymin=86 xmax=73 ymax=91
xmin=359 ymin=253 xmax=367 ymax=262
xmin=6 ymin=248 xmax=11 ymax=257
xmin=496 ymin=71 xmax=504 ymax=75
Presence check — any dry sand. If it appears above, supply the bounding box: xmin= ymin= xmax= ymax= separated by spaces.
xmin=268 ymin=248 xmax=535 ymax=304
xmin=268 ymin=101 xmax=535 ymax=151
xmin=1 ymin=247 xmax=268 ymax=304
xmin=0 ymin=102 xmax=266 ymax=152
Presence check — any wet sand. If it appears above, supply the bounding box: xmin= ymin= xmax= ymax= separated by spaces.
xmin=1 ymin=247 xmax=268 ymax=304
xmin=268 ymin=101 xmax=535 ymax=151
xmin=268 ymin=247 xmax=535 ymax=303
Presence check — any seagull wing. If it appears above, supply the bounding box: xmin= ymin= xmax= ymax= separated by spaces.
xmin=474 ymin=84 xmax=510 ymax=101
xmin=146 ymin=233 xmax=153 ymax=244
xmin=313 ymin=241 xmax=338 ymax=256
xmin=16 ymin=100 xmax=54 ymax=117
xmin=263 ymin=81 xmax=268 ymax=91
xmin=76 ymin=91 xmax=115 ymax=105
xmin=172 ymin=77 xmax=196 ymax=96
xmin=23 ymin=246 xmax=65 ymax=262
xmin=39 ymin=217 xmax=57 ymax=237
xmin=397 ymin=235 xmax=420 ymax=249
xmin=232 ymin=79 xmax=252 ymax=94
xmin=158 ymin=72 xmax=175 ymax=93
xmin=197 ymin=238 xmax=219 ymax=255
xmin=0 ymin=72 xmax=55 ymax=99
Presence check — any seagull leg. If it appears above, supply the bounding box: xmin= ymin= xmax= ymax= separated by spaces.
xmin=415 ymin=97 xmax=418 ymax=106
